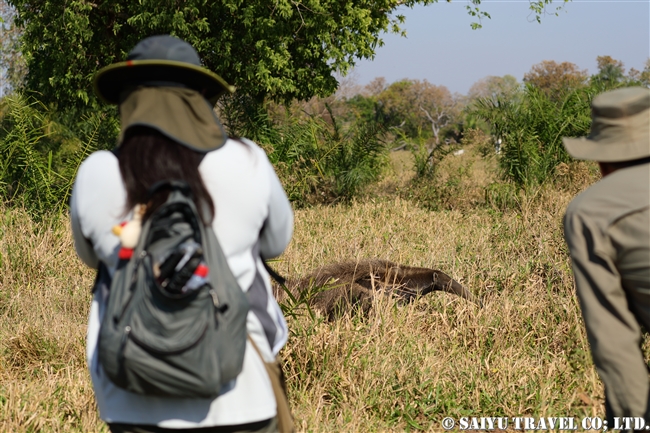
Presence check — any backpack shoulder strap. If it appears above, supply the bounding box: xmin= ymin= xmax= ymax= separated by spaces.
xmin=93 ymin=261 xmax=112 ymax=294
xmin=246 ymin=335 xmax=295 ymax=433
xmin=263 ymin=260 xmax=286 ymax=286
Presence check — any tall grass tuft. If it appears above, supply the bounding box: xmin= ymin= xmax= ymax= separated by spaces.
xmin=0 ymin=94 xmax=62 ymax=217
xmin=471 ymin=85 xmax=595 ymax=188
xmin=0 ymin=93 xmax=114 ymax=219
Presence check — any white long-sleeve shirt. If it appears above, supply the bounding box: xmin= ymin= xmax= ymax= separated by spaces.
xmin=69 ymin=138 xmax=293 ymax=428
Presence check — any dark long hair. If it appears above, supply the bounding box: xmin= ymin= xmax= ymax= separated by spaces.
xmin=117 ymin=126 xmax=215 ymax=224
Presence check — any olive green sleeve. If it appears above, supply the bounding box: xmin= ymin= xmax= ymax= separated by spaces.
xmin=564 ymin=210 xmax=649 ymax=418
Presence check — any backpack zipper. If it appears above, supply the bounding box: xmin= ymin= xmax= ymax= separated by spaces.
xmin=210 ymin=288 xmax=229 ymax=314
xmin=209 ymin=288 xmax=219 ymax=306
xmin=119 ymin=325 xmax=131 ymax=357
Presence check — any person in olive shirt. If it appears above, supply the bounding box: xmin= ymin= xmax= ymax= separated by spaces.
xmin=563 ymin=86 xmax=650 ymax=427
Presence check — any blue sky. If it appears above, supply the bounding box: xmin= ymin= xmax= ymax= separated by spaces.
xmin=351 ymin=0 xmax=650 ymax=95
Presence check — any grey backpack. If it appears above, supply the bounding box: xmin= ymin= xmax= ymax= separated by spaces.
xmin=97 ymin=180 xmax=250 ymax=398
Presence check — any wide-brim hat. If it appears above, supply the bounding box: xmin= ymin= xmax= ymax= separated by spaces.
xmin=562 ymin=86 xmax=650 ymax=162
xmin=93 ymin=35 xmax=235 ymax=105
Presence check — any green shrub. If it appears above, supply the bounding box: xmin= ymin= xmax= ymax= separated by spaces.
xmin=0 ymin=93 xmax=114 ymax=219
xmin=248 ymin=105 xmax=389 ymax=207
xmin=468 ymin=79 xmax=641 ymax=188
xmin=471 ymin=84 xmax=594 ymax=187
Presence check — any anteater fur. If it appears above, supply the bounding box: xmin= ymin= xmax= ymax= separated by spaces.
xmin=273 ymin=259 xmax=482 ymax=320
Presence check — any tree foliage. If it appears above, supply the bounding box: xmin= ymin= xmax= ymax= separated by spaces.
xmin=589 ymin=55 xmax=650 ymax=88
xmin=9 ymin=0 xmax=568 ymax=110
xmin=593 ymin=55 xmax=626 ymax=84
xmin=523 ymin=60 xmax=588 ymax=100
xmin=0 ymin=1 xmax=25 ymax=95
xmin=9 ymin=0 xmax=441 ymax=109
xmin=375 ymin=79 xmax=460 ymax=142
xmin=628 ymin=59 xmax=650 ymax=88
xmin=468 ymin=75 xmax=521 ymax=104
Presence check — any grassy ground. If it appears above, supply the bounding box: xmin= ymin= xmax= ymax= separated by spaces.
xmin=0 ymin=140 xmax=614 ymax=432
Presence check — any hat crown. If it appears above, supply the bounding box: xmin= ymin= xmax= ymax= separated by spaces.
xmin=563 ymin=86 xmax=650 ymax=162
xmin=94 ymin=35 xmax=233 ymax=105
xmin=127 ymin=35 xmax=201 ymax=66
xmin=592 ymin=86 xmax=650 ymax=119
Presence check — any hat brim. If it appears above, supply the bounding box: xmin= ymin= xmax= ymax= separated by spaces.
xmin=93 ymin=60 xmax=235 ymax=105
xmin=563 ymin=136 xmax=650 ymax=163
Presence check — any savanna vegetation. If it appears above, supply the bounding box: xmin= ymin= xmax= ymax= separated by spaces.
xmin=2 ymin=0 xmax=650 ymax=431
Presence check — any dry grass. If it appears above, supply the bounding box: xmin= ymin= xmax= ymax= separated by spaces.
xmin=280 ymin=194 xmax=600 ymax=431
xmin=0 ymin=142 xmax=616 ymax=432
xmin=0 ymin=210 xmax=105 ymax=432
